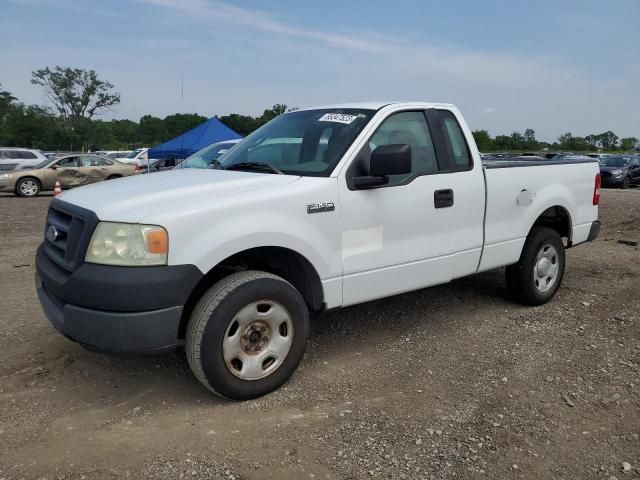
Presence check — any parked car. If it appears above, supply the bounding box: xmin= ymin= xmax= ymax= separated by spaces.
xmin=94 ymin=150 xmax=132 ymax=160
xmin=119 ymin=148 xmax=149 ymax=166
xmin=35 ymin=101 xmax=600 ymax=400
xmin=174 ymin=139 xmax=242 ymax=169
xmin=0 ymin=154 xmax=137 ymax=197
xmin=599 ymin=155 xmax=640 ymax=189
xmin=140 ymin=157 xmax=183 ymax=173
xmin=0 ymin=147 xmax=49 ymax=171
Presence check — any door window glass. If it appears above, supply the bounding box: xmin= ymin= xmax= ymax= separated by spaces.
xmin=17 ymin=151 xmax=37 ymax=159
xmin=57 ymin=157 xmax=80 ymax=168
xmin=439 ymin=111 xmax=472 ymax=170
xmin=366 ymin=111 xmax=437 ymax=186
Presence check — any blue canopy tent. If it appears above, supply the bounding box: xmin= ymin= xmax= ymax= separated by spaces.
xmin=148 ymin=117 xmax=242 ymax=160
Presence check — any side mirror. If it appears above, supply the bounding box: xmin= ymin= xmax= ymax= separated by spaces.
xmin=353 ymin=144 xmax=412 ymax=189
xmin=50 ymin=164 xmax=58 ymax=170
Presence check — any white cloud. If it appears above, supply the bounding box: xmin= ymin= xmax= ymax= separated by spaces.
xmin=140 ymin=0 xmax=399 ymax=53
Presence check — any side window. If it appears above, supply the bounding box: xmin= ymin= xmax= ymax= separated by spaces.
xmin=18 ymin=151 xmax=37 ymax=159
xmin=366 ymin=111 xmax=437 ymax=186
xmin=439 ymin=111 xmax=472 ymax=170
xmin=57 ymin=157 xmax=79 ymax=168
xmin=86 ymin=156 xmax=106 ymax=166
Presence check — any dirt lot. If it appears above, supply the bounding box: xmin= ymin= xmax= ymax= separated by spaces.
xmin=0 ymin=189 xmax=638 ymax=480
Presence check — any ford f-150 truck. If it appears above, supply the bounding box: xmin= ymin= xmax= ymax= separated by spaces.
xmin=35 ymin=102 xmax=601 ymax=400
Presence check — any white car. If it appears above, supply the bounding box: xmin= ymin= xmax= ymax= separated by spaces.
xmin=118 ymin=147 xmax=149 ymax=166
xmin=94 ymin=150 xmax=132 ymax=160
xmin=0 ymin=147 xmax=49 ymax=171
xmin=35 ymin=101 xmax=600 ymax=400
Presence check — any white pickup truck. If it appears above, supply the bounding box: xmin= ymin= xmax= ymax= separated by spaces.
xmin=35 ymin=102 xmax=601 ymax=400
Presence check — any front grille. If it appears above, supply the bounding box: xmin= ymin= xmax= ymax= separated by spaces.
xmin=600 ymin=171 xmax=612 ymax=179
xmin=43 ymin=200 xmax=99 ymax=272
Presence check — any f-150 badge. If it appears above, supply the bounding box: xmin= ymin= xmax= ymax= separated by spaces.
xmin=307 ymin=202 xmax=335 ymax=214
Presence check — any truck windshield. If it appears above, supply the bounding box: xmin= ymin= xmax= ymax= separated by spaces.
xmin=220 ymin=109 xmax=375 ymax=176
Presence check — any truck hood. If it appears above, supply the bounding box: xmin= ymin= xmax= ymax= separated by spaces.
xmin=58 ymin=169 xmax=300 ymax=222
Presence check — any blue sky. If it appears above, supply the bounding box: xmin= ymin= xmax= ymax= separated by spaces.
xmin=2 ymin=0 xmax=639 ymax=141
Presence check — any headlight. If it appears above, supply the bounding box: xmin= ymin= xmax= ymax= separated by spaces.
xmin=0 ymin=174 xmax=13 ymax=179
xmin=611 ymin=169 xmax=623 ymax=176
xmin=86 ymin=222 xmax=168 ymax=266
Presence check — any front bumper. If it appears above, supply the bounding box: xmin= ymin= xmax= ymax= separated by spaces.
xmin=35 ymin=245 xmax=202 ymax=354
xmin=601 ymin=176 xmax=624 ymax=187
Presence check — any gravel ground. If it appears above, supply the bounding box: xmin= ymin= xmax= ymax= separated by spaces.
xmin=0 ymin=189 xmax=638 ymax=480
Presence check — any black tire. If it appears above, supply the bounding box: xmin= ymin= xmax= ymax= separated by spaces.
xmin=106 ymin=175 xmax=122 ymax=180
xmin=621 ymin=176 xmax=630 ymax=189
xmin=505 ymin=226 xmax=565 ymax=306
xmin=186 ymin=271 xmax=310 ymax=400
xmin=15 ymin=177 xmax=41 ymax=197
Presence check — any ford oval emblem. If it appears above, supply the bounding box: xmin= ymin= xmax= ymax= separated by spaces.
xmin=46 ymin=225 xmax=59 ymax=242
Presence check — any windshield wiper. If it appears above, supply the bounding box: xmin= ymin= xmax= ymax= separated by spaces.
xmin=224 ymin=161 xmax=284 ymax=175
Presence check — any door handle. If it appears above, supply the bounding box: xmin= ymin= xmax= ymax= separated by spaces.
xmin=434 ymin=189 xmax=454 ymax=208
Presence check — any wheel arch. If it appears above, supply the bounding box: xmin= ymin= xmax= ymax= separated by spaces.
xmin=178 ymin=246 xmax=325 ymax=339
xmin=529 ymin=205 xmax=573 ymax=245
xmin=15 ymin=175 xmax=42 ymax=195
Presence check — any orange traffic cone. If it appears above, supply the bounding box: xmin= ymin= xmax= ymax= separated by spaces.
xmin=53 ymin=180 xmax=62 ymax=197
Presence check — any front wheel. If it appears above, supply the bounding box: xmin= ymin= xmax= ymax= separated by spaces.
xmin=621 ymin=176 xmax=631 ymax=189
xmin=186 ymin=271 xmax=310 ymax=400
xmin=15 ymin=177 xmax=41 ymax=197
xmin=505 ymin=226 xmax=566 ymax=306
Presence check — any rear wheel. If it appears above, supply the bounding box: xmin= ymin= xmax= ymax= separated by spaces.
xmin=186 ymin=271 xmax=310 ymax=400
xmin=505 ymin=226 xmax=565 ymax=305
xmin=15 ymin=177 xmax=41 ymax=197
xmin=106 ymin=175 xmax=122 ymax=180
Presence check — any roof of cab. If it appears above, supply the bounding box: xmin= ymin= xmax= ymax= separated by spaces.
xmin=295 ymin=101 xmax=455 ymax=112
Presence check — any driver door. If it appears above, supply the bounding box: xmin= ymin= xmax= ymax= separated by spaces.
xmin=338 ymin=109 xmax=484 ymax=307
xmin=54 ymin=156 xmax=84 ymax=188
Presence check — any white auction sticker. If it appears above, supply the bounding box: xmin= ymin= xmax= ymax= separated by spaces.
xmin=318 ymin=113 xmax=358 ymax=124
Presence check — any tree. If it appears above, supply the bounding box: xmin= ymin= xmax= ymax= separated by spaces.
xmin=31 ymin=66 xmax=120 ymax=123
xmin=597 ymin=131 xmax=619 ymax=150
xmin=523 ymin=128 xmax=538 ymax=149
xmin=493 ymin=135 xmax=512 ymax=150
xmin=472 ymin=130 xmax=493 ymax=151
xmin=585 ymin=134 xmax=600 ymax=149
xmin=0 ymin=84 xmax=17 ymax=118
xmin=558 ymin=132 xmax=589 ymax=151
xmin=620 ymin=137 xmax=638 ymax=151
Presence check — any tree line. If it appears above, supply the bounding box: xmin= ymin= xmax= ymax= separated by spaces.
xmin=472 ymin=129 xmax=637 ymax=153
xmin=1 ymin=66 xmax=637 ymax=153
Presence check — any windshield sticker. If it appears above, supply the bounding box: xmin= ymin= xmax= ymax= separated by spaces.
xmin=318 ymin=113 xmax=358 ymax=124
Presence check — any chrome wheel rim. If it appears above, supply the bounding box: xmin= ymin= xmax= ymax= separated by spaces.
xmin=19 ymin=180 xmax=38 ymax=196
xmin=222 ymin=300 xmax=294 ymax=380
xmin=533 ymin=244 xmax=559 ymax=293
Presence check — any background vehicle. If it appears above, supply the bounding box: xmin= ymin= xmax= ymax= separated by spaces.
xmin=0 ymin=147 xmax=48 ymax=171
xmin=140 ymin=157 xmax=183 ymax=173
xmin=0 ymin=154 xmax=137 ymax=197
xmin=94 ymin=150 xmax=132 ymax=160
xmin=599 ymin=155 xmax=640 ymax=188
xmin=35 ymin=102 xmax=600 ymax=400
xmin=119 ymin=147 xmax=149 ymax=166
xmin=175 ymin=139 xmax=242 ymax=169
